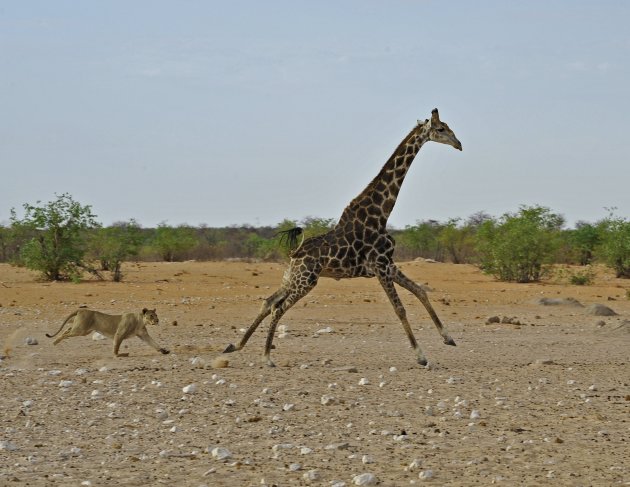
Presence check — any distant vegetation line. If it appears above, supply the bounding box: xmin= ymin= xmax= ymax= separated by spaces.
xmin=1 ymin=193 xmax=629 ymax=283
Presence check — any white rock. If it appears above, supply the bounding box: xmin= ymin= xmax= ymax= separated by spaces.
xmin=98 ymin=366 xmax=108 ymax=372
xmin=470 ymin=410 xmax=481 ymax=420
xmin=408 ymin=459 xmax=422 ymax=471
xmin=24 ymin=337 xmax=38 ymax=345
xmin=81 ymin=481 xmax=92 ymax=486
xmin=316 ymin=326 xmax=334 ymax=334
xmin=272 ymin=443 xmax=294 ymax=452
xmin=353 ymin=472 xmax=377 ymax=485
xmin=321 ymin=394 xmax=337 ymax=405
xmin=92 ymin=332 xmax=106 ymax=340
xmin=48 ymin=370 xmax=62 ymax=376
xmin=58 ymin=380 xmax=73 ymax=388
xmin=303 ymin=469 xmax=321 ymax=481
xmin=362 ymin=454 xmax=374 ymax=464
xmin=182 ymin=383 xmax=197 ymax=394
xmin=283 ymin=403 xmax=295 ymax=411
xmin=169 ymin=426 xmax=178 ymax=433
xmin=210 ymin=447 xmax=231 ymax=460
xmin=389 ymin=366 xmax=397 ymax=373
xmin=75 ymin=368 xmax=88 ymax=375
xmin=419 ymin=470 xmax=434 ymax=480
xmin=300 ymin=446 xmax=313 ymax=455
xmin=446 ymin=377 xmax=463 ymax=384
xmin=0 ymin=440 xmax=18 ymax=451
xmin=288 ymin=463 xmax=302 ymax=471
xmin=22 ymin=400 xmax=33 ymax=408
xmin=358 ymin=378 xmax=370 ymax=385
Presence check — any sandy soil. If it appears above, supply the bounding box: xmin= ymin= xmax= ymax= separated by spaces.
xmin=0 ymin=260 xmax=629 ymax=486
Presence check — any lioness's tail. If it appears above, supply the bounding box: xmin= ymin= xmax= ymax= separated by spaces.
xmin=46 ymin=310 xmax=79 ymax=338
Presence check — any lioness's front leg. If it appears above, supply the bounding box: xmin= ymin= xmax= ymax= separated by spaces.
xmin=137 ymin=329 xmax=170 ymax=355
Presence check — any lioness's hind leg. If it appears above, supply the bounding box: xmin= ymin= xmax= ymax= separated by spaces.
xmin=53 ymin=324 xmax=87 ymax=345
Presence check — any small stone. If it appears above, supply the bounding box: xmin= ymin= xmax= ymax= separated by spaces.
xmin=58 ymin=380 xmax=73 ymax=388
xmin=210 ymin=447 xmax=231 ymax=460
xmin=283 ymin=403 xmax=295 ymax=411
xmin=182 ymin=383 xmax=197 ymax=394
xmin=408 ymin=459 xmax=422 ymax=471
xmin=288 ymin=463 xmax=302 ymax=471
xmin=362 ymin=454 xmax=374 ymax=464
xmin=24 ymin=337 xmax=38 ymax=345
xmin=0 ymin=441 xmax=18 ymax=451
xmin=486 ymin=316 xmax=500 ymax=324
xmin=300 ymin=446 xmax=313 ymax=455
xmin=92 ymin=332 xmax=106 ymax=341
xmin=419 ymin=470 xmax=434 ymax=480
xmin=470 ymin=410 xmax=481 ymax=420
xmin=321 ymin=394 xmax=337 ymax=405
xmin=352 ymin=472 xmax=377 ymax=485
xmin=303 ymin=469 xmax=321 ymax=481
xmin=358 ymin=377 xmax=370 ymax=385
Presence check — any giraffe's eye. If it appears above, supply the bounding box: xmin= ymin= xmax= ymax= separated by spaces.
xmin=437 ymin=127 xmax=445 ymax=132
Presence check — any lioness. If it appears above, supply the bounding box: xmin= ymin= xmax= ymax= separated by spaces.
xmin=46 ymin=308 xmax=170 ymax=357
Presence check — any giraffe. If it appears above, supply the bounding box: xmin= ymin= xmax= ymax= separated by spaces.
xmin=224 ymin=108 xmax=463 ymax=366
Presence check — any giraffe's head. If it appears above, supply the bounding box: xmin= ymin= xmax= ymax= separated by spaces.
xmin=421 ymin=108 xmax=462 ymax=151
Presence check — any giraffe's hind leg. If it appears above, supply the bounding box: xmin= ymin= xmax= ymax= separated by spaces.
xmin=392 ymin=267 xmax=456 ymax=347
xmin=377 ymin=272 xmax=428 ymax=366
xmin=223 ymin=289 xmax=287 ymax=354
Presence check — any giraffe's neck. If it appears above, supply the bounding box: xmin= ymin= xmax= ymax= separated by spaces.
xmin=337 ymin=124 xmax=429 ymax=229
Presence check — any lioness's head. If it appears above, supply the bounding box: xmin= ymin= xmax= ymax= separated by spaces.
xmin=142 ymin=308 xmax=159 ymax=326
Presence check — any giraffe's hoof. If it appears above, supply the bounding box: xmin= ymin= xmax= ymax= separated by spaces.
xmin=223 ymin=343 xmax=237 ymax=353
xmin=417 ymin=357 xmax=428 ymax=367
xmin=444 ymin=337 xmax=457 ymax=346
xmin=266 ymin=360 xmax=276 ymax=368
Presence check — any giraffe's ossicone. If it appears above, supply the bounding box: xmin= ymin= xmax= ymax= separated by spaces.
xmin=224 ymin=108 xmax=462 ymax=366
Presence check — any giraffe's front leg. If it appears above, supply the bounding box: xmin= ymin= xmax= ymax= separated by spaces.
xmin=393 ymin=268 xmax=456 ymax=347
xmin=377 ymin=272 xmax=428 ymax=366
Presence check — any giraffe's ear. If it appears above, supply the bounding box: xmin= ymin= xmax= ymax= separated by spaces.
xmin=431 ymin=108 xmax=440 ymax=124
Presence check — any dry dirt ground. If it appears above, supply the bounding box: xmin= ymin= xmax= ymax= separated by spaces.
xmin=0 ymin=260 xmax=629 ymax=486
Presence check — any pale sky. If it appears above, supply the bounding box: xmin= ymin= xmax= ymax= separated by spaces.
xmin=1 ymin=1 xmax=628 ymax=229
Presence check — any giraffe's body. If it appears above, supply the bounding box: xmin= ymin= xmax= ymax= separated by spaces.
xmin=224 ymin=109 xmax=462 ymax=366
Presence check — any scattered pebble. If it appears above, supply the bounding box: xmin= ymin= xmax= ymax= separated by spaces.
xmin=321 ymin=395 xmax=337 ymax=405
xmin=0 ymin=440 xmax=18 ymax=451
xmin=352 ymin=473 xmax=377 ymax=485
xmin=419 ymin=470 xmax=434 ymax=480
xmin=92 ymin=332 xmax=106 ymax=341
xmin=358 ymin=377 xmax=370 ymax=385
xmin=210 ymin=447 xmax=231 ymax=460
xmin=24 ymin=337 xmax=38 ymax=345
xmin=362 ymin=454 xmax=374 ymax=464
xmin=58 ymin=380 xmax=73 ymax=388
xmin=303 ymin=469 xmax=321 ymax=481
xmin=182 ymin=383 xmax=198 ymax=394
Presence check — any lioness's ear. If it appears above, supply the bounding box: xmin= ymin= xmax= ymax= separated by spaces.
xmin=142 ymin=308 xmax=148 ymax=314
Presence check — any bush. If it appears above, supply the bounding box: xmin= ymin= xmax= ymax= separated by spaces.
xmin=598 ymin=215 xmax=630 ymax=278
xmin=152 ymin=223 xmax=199 ymax=262
xmin=10 ymin=193 xmax=99 ymax=281
xmin=476 ymin=205 xmax=564 ymax=282
xmin=90 ymin=220 xmax=144 ymax=281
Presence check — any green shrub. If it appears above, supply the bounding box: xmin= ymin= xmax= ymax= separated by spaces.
xmin=10 ymin=193 xmax=99 ymax=281
xmin=598 ymin=215 xmax=630 ymax=278
xmin=476 ymin=205 xmax=563 ymax=283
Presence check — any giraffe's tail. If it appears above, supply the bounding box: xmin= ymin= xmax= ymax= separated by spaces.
xmin=275 ymin=227 xmax=304 ymax=250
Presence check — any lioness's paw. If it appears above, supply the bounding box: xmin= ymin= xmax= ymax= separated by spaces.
xmin=160 ymin=348 xmax=170 ymax=355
